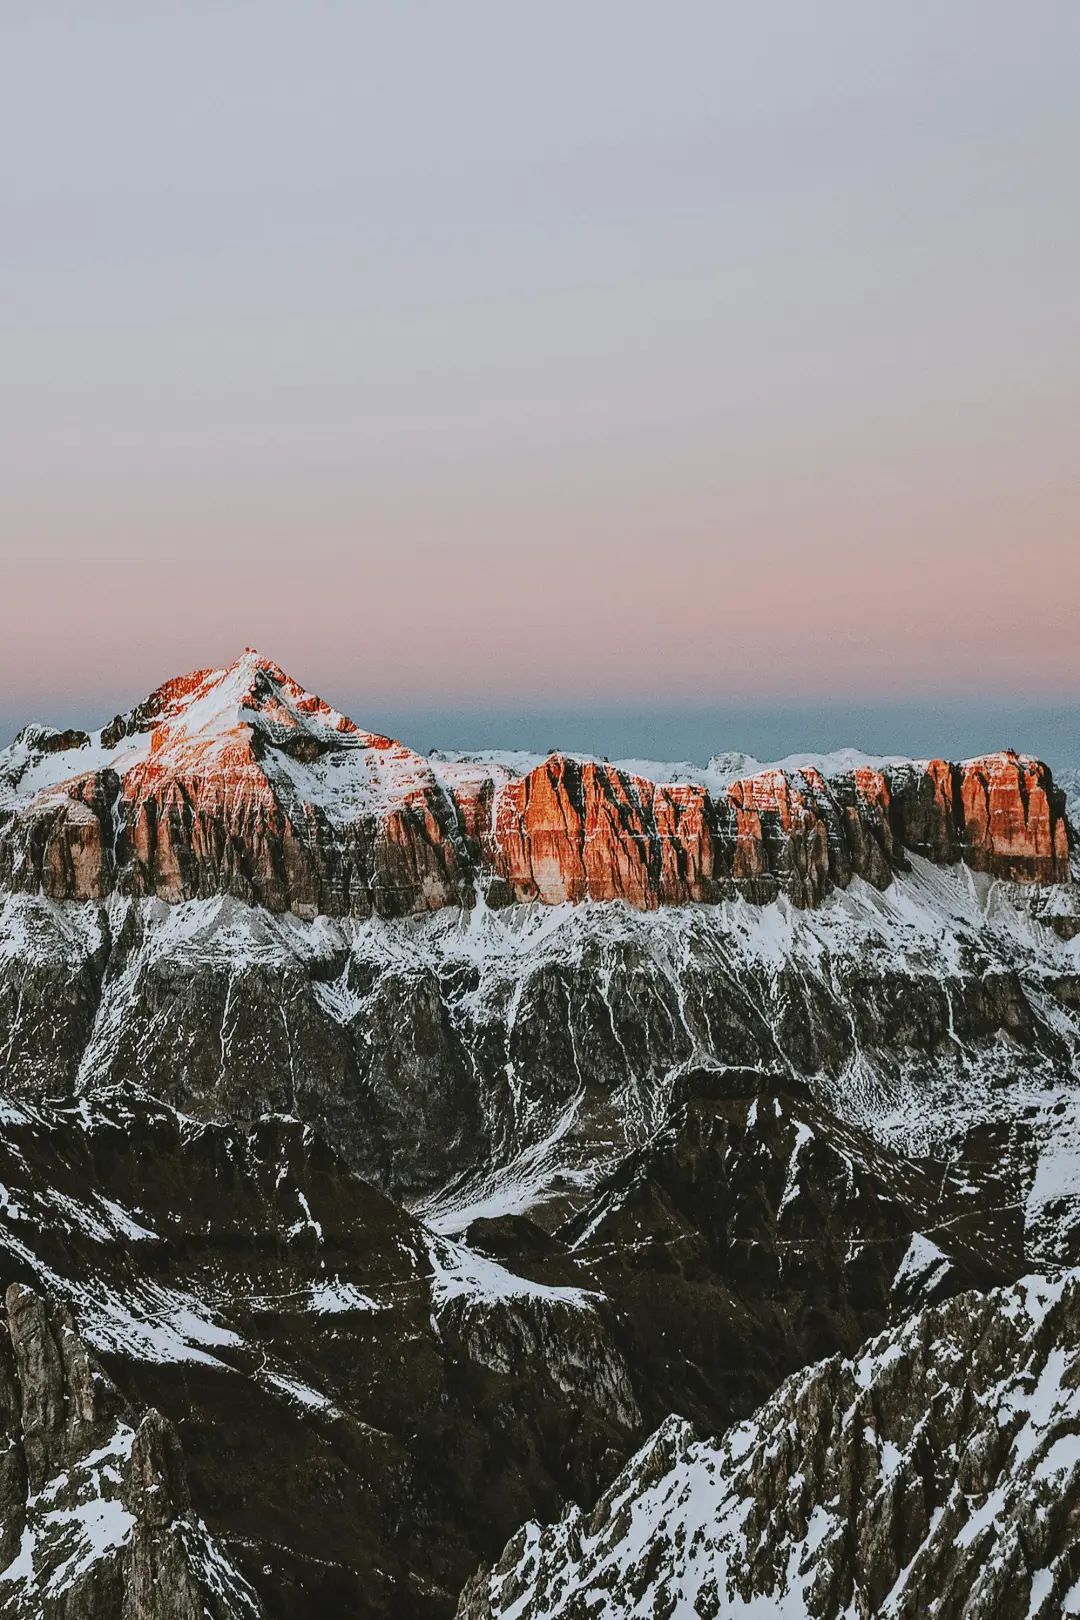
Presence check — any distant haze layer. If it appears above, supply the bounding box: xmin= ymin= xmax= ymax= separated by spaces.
xmin=1 ymin=691 xmax=1076 ymax=775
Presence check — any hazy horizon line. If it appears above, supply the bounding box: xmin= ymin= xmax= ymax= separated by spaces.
xmin=3 ymin=693 xmax=1076 ymax=772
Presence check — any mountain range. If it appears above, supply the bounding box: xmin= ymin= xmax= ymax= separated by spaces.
xmin=1 ymin=652 xmax=1078 ymax=1618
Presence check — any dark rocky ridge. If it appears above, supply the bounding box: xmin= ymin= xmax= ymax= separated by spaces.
xmin=548 ymin=1068 xmax=1015 ymax=1434
xmin=457 ymin=1273 xmax=1080 ymax=1619
xmin=0 ymin=1094 xmax=640 ymax=1617
xmin=0 ymin=1283 xmax=263 ymax=1620
xmin=0 ymin=1071 xmax=1026 ymax=1618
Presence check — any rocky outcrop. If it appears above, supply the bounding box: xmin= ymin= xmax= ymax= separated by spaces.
xmin=457 ymin=1272 xmax=1080 ymax=1620
xmin=890 ymin=751 xmax=1070 ymax=883
xmin=0 ymin=1093 xmax=644 ymax=1618
xmin=0 ymin=655 xmax=1071 ymax=920
xmin=0 ymin=1284 xmax=262 ymax=1619
xmin=488 ymin=748 xmax=1071 ymax=907
xmin=552 ymin=1069 xmax=1014 ymax=1434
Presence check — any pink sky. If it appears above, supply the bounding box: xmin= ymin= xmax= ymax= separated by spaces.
xmin=2 ymin=3 xmax=1078 ymax=727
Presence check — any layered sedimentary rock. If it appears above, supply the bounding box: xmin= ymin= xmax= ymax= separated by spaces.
xmin=485 ymin=747 xmax=1070 ymax=902
xmin=1 ymin=835 xmax=1078 ymax=1239
xmin=0 ymin=652 xmax=472 ymax=919
xmin=485 ymin=757 xmax=887 ymax=908
xmin=0 ymin=652 xmax=1071 ymax=921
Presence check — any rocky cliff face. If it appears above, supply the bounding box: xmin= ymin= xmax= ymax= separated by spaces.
xmin=889 ymin=751 xmax=1072 ymax=883
xmin=457 ymin=1272 xmax=1080 ymax=1620
xmin=0 ymin=1283 xmax=263 ymax=1620
xmin=0 ymin=653 xmax=1071 ymax=922
xmin=486 ymin=755 xmax=896 ymax=908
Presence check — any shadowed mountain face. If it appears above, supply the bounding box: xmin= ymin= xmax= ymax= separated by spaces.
xmin=0 ymin=1095 xmax=642 ymax=1617
xmin=0 ymin=1283 xmax=263 ymax=1620
xmin=545 ymin=1068 xmax=1016 ymax=1433
xmin=0 ymin=653 xmax=1078 ymax=1616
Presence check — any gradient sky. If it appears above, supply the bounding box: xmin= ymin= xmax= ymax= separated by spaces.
xmin=2 ymin=2 xmax=1078 ymax=759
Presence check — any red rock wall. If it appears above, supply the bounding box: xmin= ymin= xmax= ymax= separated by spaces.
xmin=0 ymin=749 xmax=1070 ymax=919
xmin=490 ymin=758 xmax=701 ymax=908
xmin=889 ymin=752 xmax=1070 ymax=885
xmin=955 ymin=753 xmax=1070 ymax=883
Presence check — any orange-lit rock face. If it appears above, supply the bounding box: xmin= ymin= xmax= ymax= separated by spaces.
xmin=887 ymin=753 xmax=1071 ymax=884
xmin=109 ymin=658 xmax=361 ymax=915
xmin=489 ymin=758 xmax=728 ymax=908
xmin=493 ymin=758 xmax=672 ymax=907
xmin=956 ymin=752 xmax=1070 ymax=883
xmin=651 ymin=782 xmax=714 ymax=904
xmin=726 ymin=772 xmax=825 ymax=901
xmin=488 ymin=758 xmax=891 ymax=912
xmin=0 ymin=655 xmax=1072 ymax=917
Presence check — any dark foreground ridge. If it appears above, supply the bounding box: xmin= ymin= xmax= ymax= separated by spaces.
xmin=0 ymin=1072 xmax=1028 ymax=1617
xmin=458 ymin=1274 xmax=1080 ymax=1619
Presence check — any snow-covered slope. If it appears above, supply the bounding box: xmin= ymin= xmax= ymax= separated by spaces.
xmin=2 ymin=841 xmax=1080 ymax=1257
xmin=458 ymin=1273 xmax=1080 ymax=1620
